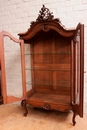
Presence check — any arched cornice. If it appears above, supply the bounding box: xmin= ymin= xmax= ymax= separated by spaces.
xmin=18 ymin=5 xmax=76 ymax=41
xmin=18 ymin=21 xmax=76 ymax=40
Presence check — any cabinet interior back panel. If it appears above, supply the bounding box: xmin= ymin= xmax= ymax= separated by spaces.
xmin=32 ymin=30 xmax=71 ymax=96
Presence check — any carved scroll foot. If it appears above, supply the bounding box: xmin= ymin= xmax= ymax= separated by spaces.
xmin=21 ymin=100 xmax=28 ymax=117
xmin=72 ymin=111 xmax=77 ymax=126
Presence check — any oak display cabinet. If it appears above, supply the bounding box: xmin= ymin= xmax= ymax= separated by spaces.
xmin=0 ymin=5 xmax=84 ymax=125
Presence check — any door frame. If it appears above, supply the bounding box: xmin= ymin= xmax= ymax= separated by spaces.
xmin=0 ymin=31 xmax=26 ymax=104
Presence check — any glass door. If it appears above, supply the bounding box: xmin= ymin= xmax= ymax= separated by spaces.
xmin=0 ymin=31 xmax=26 ymax=104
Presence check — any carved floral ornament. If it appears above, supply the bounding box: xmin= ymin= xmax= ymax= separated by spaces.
xmin=30 ymin=5 xmax=61 ymax=26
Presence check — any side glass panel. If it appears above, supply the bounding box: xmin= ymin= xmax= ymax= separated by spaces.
xmin=75 ymin=30 xmax=80 ymax=104
xmin=24 ymin=44 xmax=32 ymax=92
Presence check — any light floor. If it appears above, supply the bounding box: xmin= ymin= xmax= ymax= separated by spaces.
xmin=0 ymin=103 xmax=87 ymax=130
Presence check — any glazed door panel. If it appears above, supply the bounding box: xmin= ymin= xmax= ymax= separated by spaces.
xmin=72 ymin=23 xmax=84 ymax=117
xmin=0 ymin=31 xmax=26 ymax=104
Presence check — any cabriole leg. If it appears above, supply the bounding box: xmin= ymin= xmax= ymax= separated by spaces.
xmin=72 ymin=111 xmax=77 ymax=126
xmin=21 ymin=100 xmax=28 ymax=116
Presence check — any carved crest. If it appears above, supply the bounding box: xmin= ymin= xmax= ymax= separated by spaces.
xmin=36 ymin=5 xmax=54 ymax=21
xmin=30 ymin=5 xmax=61 ymax=26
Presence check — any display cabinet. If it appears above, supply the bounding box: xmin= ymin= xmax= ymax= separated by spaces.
xmin=18 ymin=5 xmax=84 ymax=125
xmin=0 ymin=5 xmax=84 ymax=125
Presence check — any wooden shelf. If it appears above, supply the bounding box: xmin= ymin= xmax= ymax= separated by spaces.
xmin=27 ymin=92 xmax=70 ymax=106
xmin=25 ymin=52 xmax=71 ymax=55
